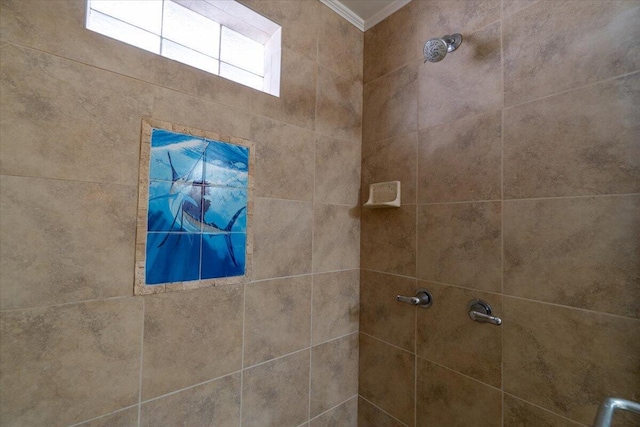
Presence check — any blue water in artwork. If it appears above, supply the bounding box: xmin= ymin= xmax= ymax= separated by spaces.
xmin=145 ymin=128 xmax=249 ymax=285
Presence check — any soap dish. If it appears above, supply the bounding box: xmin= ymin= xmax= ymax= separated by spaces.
xmin=363 ymin=181 xmax=401 ymax=208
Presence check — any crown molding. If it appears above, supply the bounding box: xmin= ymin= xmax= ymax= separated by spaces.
xmin=319 ymin=0 xmax=412 ymax=32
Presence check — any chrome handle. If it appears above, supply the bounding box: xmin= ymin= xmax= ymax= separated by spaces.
xmin=468 ymin=299 xmax=501 ymax=325
xmin=396 ymin=289 xmax=432 ymax=308
xmin=594 ymin=397 xmax=640 ymax=427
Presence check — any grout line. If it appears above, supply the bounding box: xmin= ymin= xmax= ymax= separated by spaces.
xmin=137 ymin=298 xmax=145 ymax=426
xmin=415 ymin=354 xmax=503 ymax=393
xmin=359 ymin=395 xmax=410 ymax=427
xmin=67 ymin=404 xmax=140 ymax=427
xmin=239 ymin=282 xmax=247 ymax=426
xmin=0 ymin=173 xmax=138 ymax=189
xmin=140 ymin=371 xmax=242 ymax=405
xmin=308 ymin=395 xmax=358 ymax=422
xmin=360 ymin=331 xmax=414 ymax=356
xmin=502 ymin=393 xmax=589 ymax=427
xmin=500 ymin=2 xmax=506 ymax=424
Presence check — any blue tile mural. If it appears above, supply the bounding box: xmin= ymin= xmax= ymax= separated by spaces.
xmin=145 ymin=128 xmax=249 ymax=285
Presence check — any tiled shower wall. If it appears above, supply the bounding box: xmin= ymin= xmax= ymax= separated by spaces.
xmin=359 ymin=1 xmax=639 ymax=426
xmin=0 ymin=1 xmax=362 ymax=425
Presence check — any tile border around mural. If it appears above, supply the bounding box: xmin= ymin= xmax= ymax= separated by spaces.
xmin=134 ymin=118 xmax=255 ymax=296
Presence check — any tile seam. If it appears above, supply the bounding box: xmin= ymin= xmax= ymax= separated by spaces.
xmin=415 ymin=354 xmax=503 ymax=394
xmin=308 ymin=394 xmax=359 ymax=423
xmin=358 ymin=395 xmax=410 ymax=427
xmin=502 ymin=392 xmax=590 ymax=427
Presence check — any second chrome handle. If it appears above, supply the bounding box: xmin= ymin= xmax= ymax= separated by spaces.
xmin=397 ymin=289 xmax=433 ymax=308
xmin=468 ymin=299 xmax=502 ymax=325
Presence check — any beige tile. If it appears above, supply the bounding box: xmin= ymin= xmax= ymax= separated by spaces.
xmin=418 ymin=109 xmax=502 ymax=203
xmin=0 ymin=0 xmax=159 ymax=82
xmin=418 ymin=22 xmax=502 ymax=130
xmin=311 ymin=397 xmax=358 ymax=427
xmin=244 ymin=276 xmax=311 ymax=367
xmin=140 ymin=374 xmax=240 ymax=427
xmin=416 ymin=281 xmax=502 ymax=387
xmin=503 ymin=297 xmax=640 ymax=425
xmin=311 ymin=334 xmax=359 ymax=417
xmin=416 ymin=358 xmax=502 ymax=427
xmin=152 ymin=86 xmax=252 ymax=141
xmin=0 ymin=298 xmax=143 ymax=427
xmin=141 ymin=285 xmax=243 ymax=400
xmin=240 ymin=0 xmax=320 ymax=61
xmin=360 ymin=270 xmax=416 ymax=352
xmin=504 ymin=196 xmax=640 ymax=318
xmin=316 ymin=66 xmax=363 ymax=144
xmin=503 ymin=0 xmax=640 ymax=106
xmin=249 ymin=116 xmax=315 ymax=201
xmin=358 ymin=397 xmax=406 ymax=427
xmin=359 ymin=334 xmax=415 ymax=426
xmin=0 ymin=43 xmax=152 ymax=184
xmin=251 ymin=48 xmax=317 ymax=130
xmin=363 ymin=63 xmax=418 ymax=143
xmin=312 ymin=270 xmax=359 ymax=345
xmin=319 ymin=6 xmax=363 ymax=83
xmin=364 ymin=2 xmax=417 ymax=83
xmin=361 ymin=131 xmax=417 ymax=206
xmin=74 ymin=407 xmax=138 ymax=427
xmin=502 ymin=0 xmax=540 ymax=18
xmin=417 ymin=202 xmax=502 ymax=292
xmin=361 ymin=205 xmax=416 ymax=276
xmin=242 ymin=350 xmax=310 ymax=427
xmin=313 ymin=204 xmax=360 ymax=273
xmin=315 ymin=135 xmax=361 ymax=206
xmin=503 ymin=73 xmax=640 ymax=199
xmin=503 ymin=394 xmax=584 ymax=427
xmin=416 ymin=0 xmax=501 ymax=59
xmin=151 ymin=55 xmax=254 ymax=111
xmin=0 ymin=176 xmax=137 ymax=310
xmin=252 ymin=198 xmax=313 ymax=280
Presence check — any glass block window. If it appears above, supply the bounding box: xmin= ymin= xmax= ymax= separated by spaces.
xmin=134 ymin=119 xmax=254 ymax=295
xmin=86 ymin=0 xmax=281 ymax=96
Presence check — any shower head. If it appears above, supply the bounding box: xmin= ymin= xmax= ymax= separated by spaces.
xmin=423 ymin=33 xmax=462 ymax=63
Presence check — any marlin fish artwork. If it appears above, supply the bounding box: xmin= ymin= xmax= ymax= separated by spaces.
xmin=145 ymin=128 xmax=249 ymax=285
xmin=160 ymin=151 xmax=246 ymax=268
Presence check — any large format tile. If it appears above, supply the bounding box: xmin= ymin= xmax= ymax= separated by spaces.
xmin=418 ymin=22 xmax=502 ymax=130
xmin=416 ymin=281 xmax=502 ymax=387
xmin=252 ymin=198 xmax=313 ymax=280
xmin=359 ymin=334 xmax=415 ymax=426
xmin=244 ymin=276 xmax=311 ymax=367
xmin=316 ymin=66 xmax=362 ymax=144
xmin=311 ymin=333 xmax=359 ymax=417
xmin=140 ymin=374 xmax=240 ymax=427
xmin=363 ymin=64 xmax=418 ymax=143
xmin=416 ymin=358 xmax=502 ymax=427
xmin=418 ymin=109 xmax=502 ymax=203
xmin=312 ymin=270 xmax=359 ymax=345
xmin=251 ymin=48 xmax=317 ymax=130
xmin=361 ymin=131 xmax=417 ymax=205
xmin=0 ymin=298 xmax=143 ymax=427
xmin=75 ymin=407 xmax=138 ymax=427
xmin=364 ymin=2 xmax=417 ymax=83
xmin=503 ymin=394 xmax=584 ymax=427
xmin=0 ymin=176 xmax=137 ymax=310
xmin=360 ymin=270 xmax=416 ymax=352
xmin=502 ymin=0 xmax=540 ymax=18
xmin=249 ymin=116 xmax=315 ymax=202
xmin=241 ymin=350 xmax=310 ymax=427
xmin=318 ymin=5 xmax=363 ymax=83
xmin=503 ymin=297 xmax=640 ymax=426
xmin=503 ymin=0 xmax=640 ymax=106
xmin=415 ymin=0 xmax=501 ymax=59
xmin=313 ymin=204 xmax=360 ymax=273
xmin=0 ymin=44 xmax=152 ymax=184
xmin=141 ymin=285 xmax=243 ymax=400
xmin=310 ymin=397 xmax=357 ymax=427
xmin=361 ymin=205 xmax=416 ymax=277
xmin=417 ymin=202 xmax=502 ymax=292
xmin=358 ymin=397 xmax=406 ymax=427
xmin=504 ymin=73 xmax=640 ymax=198
xmin=315 ymin=135 xmax=361 ymax=206
xmin=504 ymin=196 xmax=640 ymax=318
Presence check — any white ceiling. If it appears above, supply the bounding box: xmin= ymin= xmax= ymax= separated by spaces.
xmin=319 ymin=0 xmax=412 ymax=31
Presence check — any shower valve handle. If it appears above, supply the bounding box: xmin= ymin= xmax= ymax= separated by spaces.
xmin=396 ymin=289 xmax=433 ymax=308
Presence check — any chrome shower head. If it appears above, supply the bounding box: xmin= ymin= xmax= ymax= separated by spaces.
xmin=423 ymin=33 xmax=462 ymax=63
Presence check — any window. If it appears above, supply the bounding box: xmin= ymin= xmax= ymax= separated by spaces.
xmin=86 ymin=0 xmax=281 ymax=96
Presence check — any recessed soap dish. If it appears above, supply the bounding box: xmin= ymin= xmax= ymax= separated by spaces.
xmin=363 ymin=181 xmax=401 ymax=208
